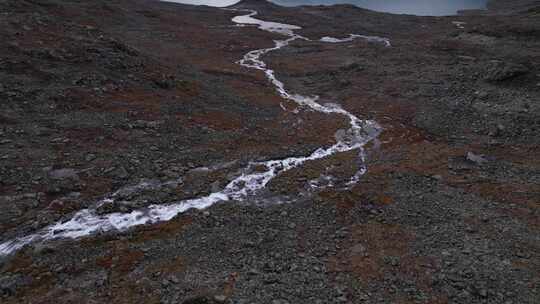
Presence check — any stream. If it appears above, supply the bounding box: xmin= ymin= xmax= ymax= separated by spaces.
xmin=0 ymin=10 xmax=389 ymax=256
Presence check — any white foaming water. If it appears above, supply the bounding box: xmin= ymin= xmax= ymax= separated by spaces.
xmin=232 ymin=10 xmax=301 ymax=35
xmin=0 ymin=10 xmax=389 ymax=256
xmin=320 ymin=34 xmax=391 ymax=47
xmin=452 ymin=21 xmax=466 ymax=29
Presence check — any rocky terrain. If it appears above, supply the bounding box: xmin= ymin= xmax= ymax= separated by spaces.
xmin=487 ymin=0 xmax=540 ymax=13
xmin=0 ymin=0 xmax=539 ymax=303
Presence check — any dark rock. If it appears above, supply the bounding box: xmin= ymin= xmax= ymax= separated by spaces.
xmin=0 ymin=274 xmax=22 ymax=297
xmin=485 ymin=61 xmax=529 ymax=82
xmin=182 ymin=296 xmax=212 ymax=304
xmin=45 ymin=168 xmax=81 ymax=194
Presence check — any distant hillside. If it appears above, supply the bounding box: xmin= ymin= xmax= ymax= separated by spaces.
xmin=488 ymin=0 xmax=540 ymax=12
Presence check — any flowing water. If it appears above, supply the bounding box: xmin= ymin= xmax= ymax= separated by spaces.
xmin=0 ymin=10 xmax=389 ymax=256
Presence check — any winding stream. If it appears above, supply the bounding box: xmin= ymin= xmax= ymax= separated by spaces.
xmin=0 ymin=10 xmax=389 ymax=256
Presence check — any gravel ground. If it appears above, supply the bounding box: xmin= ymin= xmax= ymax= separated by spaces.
xmin=0 ymin=0 xmax=538 ymax=303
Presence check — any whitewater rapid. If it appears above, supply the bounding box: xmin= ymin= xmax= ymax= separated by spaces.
xmin=0 ymin=10 xmax=389 ymax=256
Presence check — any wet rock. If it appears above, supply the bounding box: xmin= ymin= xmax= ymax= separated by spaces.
xmin=96 ymin=200 xmax=130 ymax=215
xmin=334 ymin=129 xmax=348 ymax=142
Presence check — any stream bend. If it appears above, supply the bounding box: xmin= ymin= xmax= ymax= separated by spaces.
xmin=0 ymin=10 xmax=389 ymax=256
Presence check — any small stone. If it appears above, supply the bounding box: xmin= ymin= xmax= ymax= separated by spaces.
xmin=168 ymin=275 xmax=179 ymax=284
xmin=45 ymin=168 xmax=81 ymax=194
xmin=85 ymin=154 xmax=97 ymax=162
xmin=466 ymin=152 xmax=488 ymax=165
xmin=493 ymin=123 xmax=506 ymax=137
xmin=211 ymin=181 xmax=221 ymax=192
xmin=465 ymin=226 xmax=476 ymax=233
xmin=213 ymin=295 xmax=227 ymax=303
xmin=476 ymin=91 xmax=489 ymax=99
xmin=0 ymin=274 xmax=22 ymax=296
xmin=351 ymin=244 xmax=366 ymax=255
xmin=248 ymin=268 xmax=260 ymax=275
xmin=515 ymin=250 xmax=530 ymax=259
xmin=114 ymin=166 xmax=129 ymax=179
xmin=479 ymin=289 xmax=488 ymax=298
xmin=48 ymin=168 xmax=78 ymax=180
xmin=32 ymin=242 xmax=56 ymax=255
